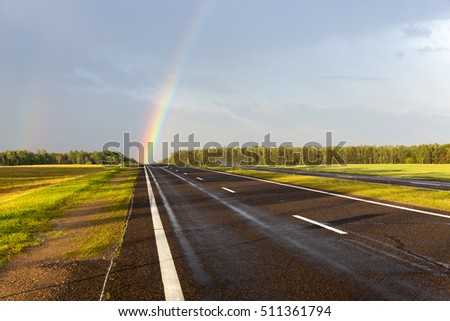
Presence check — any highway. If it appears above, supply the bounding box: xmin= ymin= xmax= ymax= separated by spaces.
xmin=242 ymin=166 xmax=450 ymax=191
xmin=104 ymin=165 xmax=450 ymax=300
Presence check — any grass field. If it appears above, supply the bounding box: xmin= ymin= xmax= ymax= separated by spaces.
xmin=0 ymin=165 xmax=138 ymax=264
xmin=0 ymin=165 xmax=103 ymax=203
xmin=266 ymin=164 xmax=450 ymax=181
xmin=212 ymin=166 xmax=450 ymax=213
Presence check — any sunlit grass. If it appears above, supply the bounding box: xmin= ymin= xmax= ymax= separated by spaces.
xmin=213 ymin=167 xmax=450 ymax=213
xmin=0 ymin=166 xmax=137 ymax=264
xmin=65 ymin=169 xmax=137 ymax=259
xmin=0 ymin=165 xmax=104 ymax=201
xmin=266 ymin=164 xmax=450 ymax=181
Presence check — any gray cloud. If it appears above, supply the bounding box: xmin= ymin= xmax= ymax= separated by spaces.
xmin=401 ymin=25 xmax=433 ymax=38
xmin=206 ymin=102 xmax=450 ymax=146
xmin=160 ymin=102 xmax=450 ymax=155
xmin=65 ymin=58 xmax=155 ymax=93
xmin=2 ymin=0 xmax=450 ymax=155
xmin=394 ymin=51 xmax=406 ymax=59
xmin=0 ymin=20 xmax=156 ymax=97
xmin=197 ymin=0 xmax=450 ymax=58
xmin=314 ymin=75 xmax=390 ymax=82
xmin=357 ymin=76 xmax=391 ymax=82
xmin=415 ymin=46 xmax=448 ymax=54
xmin=184 ymin=75 xmax=235 ymax=96
xmin=0 ymin=88 xmax=150 ymax=152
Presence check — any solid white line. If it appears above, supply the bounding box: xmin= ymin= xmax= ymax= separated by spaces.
xmin=144 ymin=166 xmax=184 ymax=301
xmin=149 ymin=168 xmax=210 ymax=285
xmin=196 ymin=177 xmax=204 ymax=181
xmin=293 ymin=215 xmax=348 ymax=235
xmin=221 ymin=187 xmax=236 ymax=193
xmin=196 ymin=167 xmax=450 ymax=219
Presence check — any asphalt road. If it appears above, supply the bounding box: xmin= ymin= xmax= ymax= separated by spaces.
xmin=105 ymin=165 xmax=450 ymax=300
xmin=242 ymin=166 xmax=450 ymax=191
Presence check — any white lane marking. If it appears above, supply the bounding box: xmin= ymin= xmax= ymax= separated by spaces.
xmin=149 ymin=167 xmax=211 ymax=285
xmin=221 ymin=187 xmax=236 ymax=194
xmin=161 ymin=168 xmax=271 ymax=229
xmin=197 ymin=167 xmax=450 ymax=220
xmin=99 ymin=178 xmax=136 ymax=301
xmin=413 ymin=181 xmax=444 ymax=186
xmin=144 ymin=166 xmax=184 ymax=301
xmin=183 ymin=172 xmax=188 ymax=176
xmin=175 ymin=169 xmax=179 ymax=172
xmin=196 ymin=177 xmax=204 ymax=181
xmin=337 ymin=175 xmax=353 ymax=179
xmin=293 ymin=215 xmax=348 ymax=235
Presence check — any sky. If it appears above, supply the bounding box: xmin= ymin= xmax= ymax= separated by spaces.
xmin=1 ymin=0 xmax=450 ymax=161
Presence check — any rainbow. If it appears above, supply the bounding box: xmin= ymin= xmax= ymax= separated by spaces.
xmin=15 ymin=82 xmax=49 ymax=150
xmin=141 ymin=0 xmax=215 ymax=163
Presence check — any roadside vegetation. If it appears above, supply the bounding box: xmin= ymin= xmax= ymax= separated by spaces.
xmin=63 ymin=167 xmax=138 ymax=259
xmin=165 ymin=144 xmax=450 ymax=212
xmin=165 ymin=143 xmax=450 ymax=166
xmin=0 ymin=165 xmax=102 ymax=202
xmin=0 ymin=165 xmax=138 ymax=265
xmin=210 ymin=167 xmax=450 ymax=213
xmin=0 ymin=149 xmax=136 ymax=166
xmin=262 ymin=164 xmax=450 ymax=181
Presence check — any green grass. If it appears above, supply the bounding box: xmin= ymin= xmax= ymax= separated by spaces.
xmin=65 ymin=168 xmax=137 ymax=259
xmin=212 ymin=167 xmax=450 ymax=213
xmin=263 ymin=164 xmax=450 ymax=181
xmin=0 ymin=165 xmax=138 ymax=264
xmin=0 ymin=165 xmax=103 ymax=203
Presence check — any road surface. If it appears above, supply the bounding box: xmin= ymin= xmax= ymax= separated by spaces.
xmin=242 ymin=166 xmax=450 ymax=191
xmin=104 ymin=165 xmax=450 ymax=300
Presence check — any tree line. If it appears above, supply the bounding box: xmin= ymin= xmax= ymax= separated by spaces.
xmin=0 ymin=149 xmax=136 ymax=166
xmin=165 ymin=143 xmax=450 ymax=166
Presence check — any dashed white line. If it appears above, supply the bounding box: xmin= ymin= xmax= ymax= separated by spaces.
xmin=413 ymin=181 xmax=444 ymax=186
xmin=293 ymin=215 xmax=348 ymax=235
xmin=196 ymin=177 xmax=204 ymax=181
xmin=183 ymin=172 xmax=188 ymax=176
xmin=144 ymin=166 xmax=184 ymax=301
xmin=197 ymin=167 xmax=450 ymax=220
xmin=161 ymin=168 xmax=270 ymax=229
xmin=221 ymin=187 xmax=236 ymax=194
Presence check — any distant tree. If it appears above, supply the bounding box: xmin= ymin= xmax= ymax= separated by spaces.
xmin=55 ymin=154 xmax=63 ymax=164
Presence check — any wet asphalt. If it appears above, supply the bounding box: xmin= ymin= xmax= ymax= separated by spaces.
xmin=104 ymin=165 xmax=450 ymax=301
xmin=243 ymin=166 xmax=450 ymax=191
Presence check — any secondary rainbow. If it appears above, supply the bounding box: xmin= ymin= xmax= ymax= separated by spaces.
xmin=141 ymin=0 xmax=215 ymax=163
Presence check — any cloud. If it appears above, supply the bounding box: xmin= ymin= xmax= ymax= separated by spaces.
xmin=3 ymin=0 xmax=450 ymax=155
xmin=0 ymin=20 xmax=156 ymax=98
xmin=37 ymin=91 xmax=149 ymax=151
xmin=184 ymin=75 xmax=235 ymax=95
xmin=401 ymin=25 xmax=433 ymax=38
xmin=64 ymin=58 xmax=156 ymax=95
xmin=394 ymin=51 xmax=406 ymax=59
xmin=314 ymin=75 xmax=390 ymax=82
xmin=415 ymin=46 xmax=448 ymax=54
xmin=162 ymin=101 xmax=450 ymax=150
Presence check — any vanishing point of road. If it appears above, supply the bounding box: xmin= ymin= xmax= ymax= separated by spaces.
xmin=103 ymin=165 xmax=450 ymax=300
